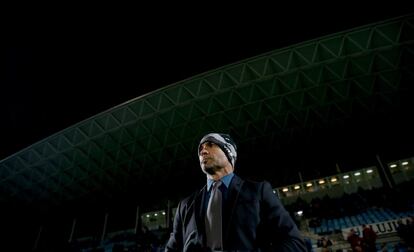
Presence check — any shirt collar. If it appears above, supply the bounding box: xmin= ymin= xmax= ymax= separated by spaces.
xmin=207 ymin=172 xmax=234 ymax=191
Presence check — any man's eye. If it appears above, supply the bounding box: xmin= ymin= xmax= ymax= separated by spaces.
xmin=199 ymin=142 xmax=215 ymax=153
xmin=206 ymin=142 xmax=215 ymax=147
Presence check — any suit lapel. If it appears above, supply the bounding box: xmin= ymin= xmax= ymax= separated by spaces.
xmin=194 ymin=185 xmax=206 ymax=244
xmin=224 ymin=174 xmax=244 ymax=241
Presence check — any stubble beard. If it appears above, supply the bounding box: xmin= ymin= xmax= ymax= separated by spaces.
xmin=201 ymin=162 xmax=222 ymax=175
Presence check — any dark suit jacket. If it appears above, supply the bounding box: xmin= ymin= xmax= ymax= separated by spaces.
xmin=165 ymin=174 xmax=307 ymax=251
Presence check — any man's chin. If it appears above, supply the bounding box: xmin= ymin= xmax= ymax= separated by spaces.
xmin=202 ymin=166 xmax=216 ymax=175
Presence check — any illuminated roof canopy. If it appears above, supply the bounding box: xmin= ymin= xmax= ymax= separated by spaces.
xmin=1 ymin=14 xmax=413 ymax=209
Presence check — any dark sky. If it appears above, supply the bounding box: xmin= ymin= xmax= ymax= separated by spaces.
xmin=2 ymin=8 xmax=413 ymax=161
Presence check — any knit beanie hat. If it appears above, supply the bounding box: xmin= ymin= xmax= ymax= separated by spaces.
xmin=198 ymin=133 xmax=237 ymax=168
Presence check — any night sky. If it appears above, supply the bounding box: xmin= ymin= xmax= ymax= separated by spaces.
xmin=2 ymin=8 xmax=413 ymax=162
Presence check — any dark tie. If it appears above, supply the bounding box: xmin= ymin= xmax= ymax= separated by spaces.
xmin=205 ymin=180 xmax=223 ymax=250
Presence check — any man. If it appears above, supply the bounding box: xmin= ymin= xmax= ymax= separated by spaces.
xmin=362 ymin=224 xmax=377 ymax=252
xmin=165 ymin=133 xmax=306 ymax=251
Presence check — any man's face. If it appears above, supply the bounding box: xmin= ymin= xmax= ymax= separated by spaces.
xmin=198 ymin=141 xmax=229 ymax=175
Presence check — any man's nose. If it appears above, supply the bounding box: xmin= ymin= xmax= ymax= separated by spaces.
xmin=200 ymin=146 xmax=209 ymax=155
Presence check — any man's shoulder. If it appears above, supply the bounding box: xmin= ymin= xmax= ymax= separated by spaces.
xmin=240 ymin=176 xmax=271 ymax=189
xmin=232 ymin=175 xmax=273 ymax=195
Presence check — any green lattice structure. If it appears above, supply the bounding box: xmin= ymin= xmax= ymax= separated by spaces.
xmin=1 ymin=14 xmax=413 ymax=207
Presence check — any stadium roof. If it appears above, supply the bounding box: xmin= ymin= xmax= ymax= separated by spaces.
xmin=1 ymin=13 xmax=414 ymax=212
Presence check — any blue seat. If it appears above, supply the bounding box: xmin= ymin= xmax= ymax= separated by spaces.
xmin=345 ymin=217 xmax=352 ymax=227
xmin=350 ymin=216 xmax=358 ymax=225
xmin=333 ymin=219 xmax=340 ymax=230
xmin=367 ymin=212 xmax=377 ymax=222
